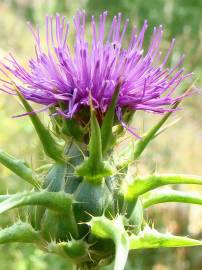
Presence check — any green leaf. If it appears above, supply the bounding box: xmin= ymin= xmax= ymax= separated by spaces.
xmin=130 ymin=226 xmax=202 ymax=249
xmin=0 ymin=191 xmax=73 ymax=214
xmin=89 ymin=216 xmax=129 ymax=270
xmin=101 ymin=82 xmax=121 ymax=154
xmin=113 ymin=111 xmax=134 ymax=138
xmin=0 ymin=191 xmax=78 ymax=238
xmin=61 ymin=118 xmax=84 ymax=141
xmin=56 ymin=103 xmax=84 ymax=141
xmin=48 ymin=239 xmax=89 ymax=263
xmin=0 ymin=221 xmax=40 ymax=244
xmin=0 ymin=149 xmax=40 ymax=189
xmin=117 ymin=102 xmax=180 ymax=170
xmin=133 ymin=102 xmax=180 ymax=160
xmin=143 ymin=189 xmax=202 ymax=208
xmin=76 ymin=109 xmax=112 ymax=183
xmin=0 ymin=195 xmax=11 ymax=203
xmin=153 ymin=117 xmax=180 ymax=138
xmin=15 ymin=85 xmax=63 ymax=161
xmin=89 ymin=110 xmax=103 ymax=167
xmin=128 ymin=199 xmax=144 ymax=234
xmin=124 ymin=173 xmax=202 ymax=201
xmin=35 ymin=164 xmax=53 ymax=174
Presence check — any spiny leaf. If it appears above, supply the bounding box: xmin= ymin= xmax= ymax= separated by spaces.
xmin=0 ymin=191 xmax=73 ymax=214
xmin=124 ymin=173 xmax=202 ymax=201
xmin=0 ymin=195 xmax=11 ymax=203
xmin=132 ymin=82 xmax=193 ymax=161
xmin=153 ymin=117 xmax=181 ymax=138
xmin=0 ymin=149 xmax=40 ymax=189
xmin=113 ymin=111 xmax=134 ymax=138
xmin=14 ymin=84 xmax=63 ymax=162
xmin=35 ymin=164 xmax=53 ymax=173
xmin=117 ymin=102 xmax=180 ymax=170
xmin=48 ymin=239 xmax=89 ymax=263
xmin=130 ymin=226 xmax=202 ymax=249
xmin=89 ymin=216 xmax=129 ymax=270
xmin=101 ymin=82 xmax=121 ymax=155
xmin=89 ymin=109 xmax=103 ymax=167
xmin=61 ymin=118 xmax=84 ymax=141
xmin=76 ymin=107 xmax=112 ymax=183
xmin=127 ymin=198 xmax=144 ymax=234
xmin=133 ymin=102 xmax=180 ymax=160
xmin=57 ymin=103 xmax=84 ymax=141
xmin=143 ymin=189 xmax=202 ymax=208
xmin=0 ymin=221 xmax=40 ymax=244
xmin=0 ymin=191 xmax=78 ymax=238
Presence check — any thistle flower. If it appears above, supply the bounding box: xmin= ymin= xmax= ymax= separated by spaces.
xmin=0 ymin=11 xmax=202 ymax=270
xmin=0 ymin=11 xmax=190 ymax=123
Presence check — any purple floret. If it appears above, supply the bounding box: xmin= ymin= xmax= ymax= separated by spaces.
xmin=0 ymin=11 xmax=191 ymax=120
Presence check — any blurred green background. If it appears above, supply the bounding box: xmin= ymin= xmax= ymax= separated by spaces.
xmin=0 ymin=0 xmax=202 ymax=269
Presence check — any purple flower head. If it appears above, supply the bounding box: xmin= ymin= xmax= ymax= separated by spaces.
xmin=0 ymin=11 xmax=191 ymax=124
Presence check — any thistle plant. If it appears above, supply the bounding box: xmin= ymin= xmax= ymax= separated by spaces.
xmin=0 ymin=11 xmax=202 ymax=270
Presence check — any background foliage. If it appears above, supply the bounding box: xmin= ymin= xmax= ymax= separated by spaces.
xmin=0 ymin=0 xmax=202 ymax=269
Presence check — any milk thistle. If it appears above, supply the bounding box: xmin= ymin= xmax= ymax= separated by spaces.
xmin=0 ymin=11 xmax=202 ymax=270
